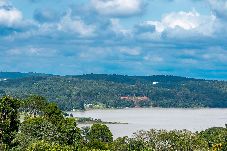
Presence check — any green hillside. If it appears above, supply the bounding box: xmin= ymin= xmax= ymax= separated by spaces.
xmin=0 ymin=72 xmax=227 ymax=110
xmin=0 ymin=72 xmax=52 ymax=79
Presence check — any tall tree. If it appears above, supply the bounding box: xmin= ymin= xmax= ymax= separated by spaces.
xmin=0 ymin=96 xmax=20 ymax=148
xmin=87 ymin=123 xmax=113 ymax=150
xmin=22 ymin=95 xmax=48 ymax=116
xmin=43 ymin=103 xmax=64 ymax=125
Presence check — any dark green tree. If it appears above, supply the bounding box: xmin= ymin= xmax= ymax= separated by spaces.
xmin=13 ymin=117 xmax=60 ymax=150
xmin=0 ymin=90 xmax=5 ymax=96
xmin=22 ymin=95 xmax=48 ymax=116
xmin=58 ymin=118 xmax=82 ymax=146
xmin=25 ymin=140 xmax=73 ymax=151
xmin=0 ymin=96 xmax=20 ymax=148
xmin=199 ymin=127 xmax=227 ymax=148
xmin=43 ymin=103 xmax=64 ymax=125
xmin=87 ymin=124 xmax=113 ymax=150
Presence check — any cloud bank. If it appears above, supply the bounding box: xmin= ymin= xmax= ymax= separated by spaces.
xmin=0 ymin=0 xmax=227 ymax=79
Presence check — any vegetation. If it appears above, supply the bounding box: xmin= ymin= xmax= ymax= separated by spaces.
xmin=75 ymin=117 xmax=127 ymax=124
xmin=1 ymin=72 xmax=227 ymax=111
xmin=0 ymin=96 xmax=20 ymax=149
xmin=0 ymin=72 xmax=51 ymax=79
xmin=0 ymin=95 xmax=227 ymax=151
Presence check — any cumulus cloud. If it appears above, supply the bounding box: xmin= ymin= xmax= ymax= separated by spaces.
xmin=57 ymin=11 xmax=96 ymax=37
xmin=0 ymin=4 xmax=23 ymax=27
xmin=162 ymin=11 xmax=201 ymax=30
xmin=1 ymin=0 xmax=227 ymax=79
xmin=209 ymin=0 xmax=227 ymax=20
xmin=141 ymin=10 xmax=216 ymax=38
xmin=91 ymin=0 xmax=145 ymax=17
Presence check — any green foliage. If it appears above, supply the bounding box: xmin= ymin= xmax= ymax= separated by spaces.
xmin=1 ymin=73 xmax=227 ymax=110
xmin=12 ymin=117 xmax=60 ymax=150
xmin=220 ymin=142 xmax=227 ymax=151
xmin=199 ymin=127 xmax=227 ymax=148
xmin=21 ymin=95 xmax=48 ymax=116
xmin=132 ymin=129 xmax=209 ymax=151
xmin=110 ymin=136 xmax=130 ymax=151
xmin=113 ymin=99 xmax=135 ymax=108
xmin=0 ymin=96 xmax=20 ymax=148
xmin=0 ymin=89 xmax=6 ymax=96
xmin=87 ymin=124 xmax=113 ymax=150
xmin=25 ymin=140 xmax=73 ymax=151
xmin=57 ymin=118 xmax=82 ymax=145
xmin=1 ymin=94 xmax=227 ymax=151
xmin=43 ymin=103 xmax=64 ymax=125
xmin=0 ymin=72 xmax=51 ymax=79
xmin=20 ymin=117 xmax=59 ymax=142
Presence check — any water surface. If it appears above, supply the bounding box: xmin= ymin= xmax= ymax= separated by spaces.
xmin=69 ymin=108 xmax=227 ymax=138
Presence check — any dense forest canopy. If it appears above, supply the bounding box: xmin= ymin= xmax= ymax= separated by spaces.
xmin=0 ymin=96 xmax=227 ymax=151
xmin=0 ymin=72 xmax=227 ymax=110
xmin=0 ymin=72 xmax=52 ymax=79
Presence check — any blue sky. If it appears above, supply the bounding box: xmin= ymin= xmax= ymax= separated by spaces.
xmin=0 ymin=0 xmax=227 ymax=79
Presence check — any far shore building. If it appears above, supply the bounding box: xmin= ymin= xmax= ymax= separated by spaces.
xmin=120 ymin=96 xmax=149 ymax=103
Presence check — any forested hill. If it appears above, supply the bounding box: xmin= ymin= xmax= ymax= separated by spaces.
xmin=0 ymin=72 xmax=52 ymax=79
xmin=0 ymin=72 xmax=227 ymax=110
xmin=71 ymin=74 xmax=200 ymax=84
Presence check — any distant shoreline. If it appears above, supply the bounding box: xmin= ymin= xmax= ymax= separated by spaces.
xmin=68 ymin=106 xmax=227 ymax=112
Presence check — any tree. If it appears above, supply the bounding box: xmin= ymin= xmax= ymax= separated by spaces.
xmin=199 ymin=127 xmax=227 ymax=149
xmin=25 ymin=140 xmax=73 ymax=151
xmin=111 ymin=136 xmax=131 ymax=151
xmin=79 ymin=100 xmax=85 ymax=111
xmin=133 ymin=129 xmax=209 ymax=151
xmin=58 ymin=118 xmax=82 ymax=146
xmin=20 ymin=117 xmax=59 ymax=142
xmin=22 ymin=95 xmax=48 ymax=116
xmin=15 ymin=117 xmax=58 ymax=149
xmin=87 ymin=124 xmax=113 ymax=150
xmin=12 ymin=116 xmax=61 ymax=150
xmin=0 ymin=90 xmax=5 ymax=96
xmin=0 ymin=96 xmax=20 ymax=148
xmin=43 ymin=103 xmax=64 ymax=125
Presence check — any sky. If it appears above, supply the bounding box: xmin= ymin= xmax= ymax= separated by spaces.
xmin=0 ymin=0 xmax=227 ymax=79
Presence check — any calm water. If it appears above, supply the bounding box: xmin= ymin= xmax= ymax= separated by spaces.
xmin=68 ymin=108 xmax=227 ymax=138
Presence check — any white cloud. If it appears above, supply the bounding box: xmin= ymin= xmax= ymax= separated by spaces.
xmin=144 ymin=55 xmax=163 ymax=63
xmin=144 ymin=10 xmax=216 ymax=37
xmin=0 ymin=4 xmax=23 ymax=26
xmin=162 ymin=11 xmax=201 ymax=30
xmin=139 ymin=21 xmax=163 ymax=33
xmin=209 ymin=0 xmax=227 ymax=19
xmin=7 ymin=47 xmax=56 ymax=57
xmin=91 ymin=0 xmax=144 ymax=17
xmin=109 ymin=19 xmax=131 ymax=36
xmin=57 ymin=11 xmax=95 ymax=37
xmin=119 ymin=47 xmax=141 ymax=56
xmin=201 ymin=47 xmax=227 ymax=62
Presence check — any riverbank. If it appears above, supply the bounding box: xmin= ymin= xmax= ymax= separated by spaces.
xmin=75 ymin=117 xmax=128 ymax=124
xmin=69 ymin=108 xmax=227 ymax=138
xmin=69 ymin=106 xmax=220 ymax=112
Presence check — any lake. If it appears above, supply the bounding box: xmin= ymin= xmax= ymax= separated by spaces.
xmin=68 ymin=108 xmax=227 ymax=138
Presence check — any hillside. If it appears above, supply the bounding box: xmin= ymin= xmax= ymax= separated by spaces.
xmin=0 ymin=72 xmax=227 ymax=110
xmin=0 ymin=72 xmax=52 ymax=79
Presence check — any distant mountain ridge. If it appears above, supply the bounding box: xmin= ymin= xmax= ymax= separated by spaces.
xmin=71 ymin=74 xmax=202 ymax=84
xmin=0 ymin=72 xmax=52 ymax=79
xmin=0 ymin=72 xmax=227 ymax=110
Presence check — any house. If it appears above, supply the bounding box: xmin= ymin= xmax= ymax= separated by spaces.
xmin=120 ymin=96 xmax=149 ymax=103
